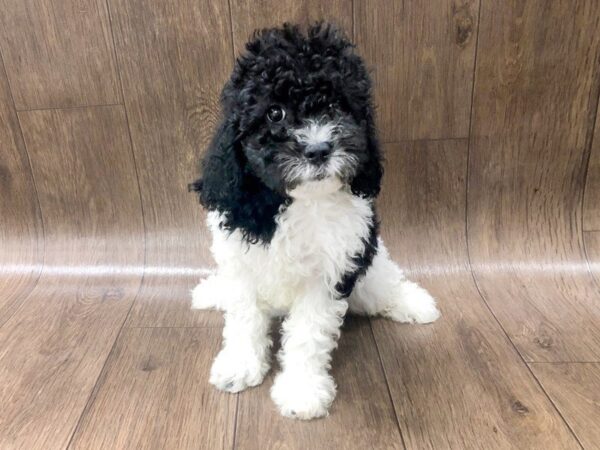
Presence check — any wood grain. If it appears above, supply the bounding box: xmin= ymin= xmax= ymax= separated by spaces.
xmin=69 ymin=327 xmax=236 ymax=449
xmin=584 ymin=231 xmax=600 ymax=285
xmin=234 ymin=317 xmax=403 ymax=450
xmin=584 ymin=101 xmax=600 ymax=231
xmin=108 ymin=0 xmax=232 ymax=327
xmin=355 ymin=0 xmax=479 ymax=141
xmin=230 ymin=0 xmax=352 ymax=54
xmin=372 ymin=141 xmax=578 ymax=449
xmin=0 ymin=106 xmax=144 ymax=449
xmin=0 ymin=0 xmax=120 ymax=109
xmin=531 ymin=363 xmax=600 ymax=449
xmin=0 ymin=55 xmax=43 ymax=325
xmin=467 ymin=0 xmax=600 ymax=362
xmin=0 ymin=1 xmax=599 ymax=448
xmin=584 ymin=231 xmax=600 ymax=261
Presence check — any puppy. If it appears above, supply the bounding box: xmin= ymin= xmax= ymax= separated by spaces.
xmin=190 ymin=23 xmax=440 ymax=420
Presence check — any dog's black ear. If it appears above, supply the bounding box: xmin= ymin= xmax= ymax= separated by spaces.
xmin=189 ymin=115 xmax=286 ymax=243
xmin=350 ymin=107 xmax=383 ymax=198
xmin=189 ymin=117 xmax=243 ymax=215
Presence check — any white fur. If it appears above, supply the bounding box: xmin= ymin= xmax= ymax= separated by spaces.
xmin=293 ymin=119 xmax=337 ymax=146
xmin=192 ymin=182 xmax=440 ymax=419
xmin=287 ymin=177 xmax=343 ymax=199
xmin=348 ymin=241 xmax=440 ymax=323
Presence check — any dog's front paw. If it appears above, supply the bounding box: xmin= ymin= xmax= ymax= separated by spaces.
xmin=385 ymin=280 xmax=440 ymax=324
xmin=271 ymin=371 xmax=336 ymax=420
xmin=210 ymin=348 xmax=269 ymax=393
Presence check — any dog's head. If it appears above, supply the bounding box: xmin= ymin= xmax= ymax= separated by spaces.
xmin=191 ymin=23 xmax=382 ymax=241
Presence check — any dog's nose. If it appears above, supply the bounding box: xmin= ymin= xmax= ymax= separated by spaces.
xmin=305 ymin=142 xmax=332 ymax=162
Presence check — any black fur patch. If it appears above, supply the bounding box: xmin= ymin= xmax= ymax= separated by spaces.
xmin=335 ymin=211 xmax=380 ymax=298
xmin=189 ymin=120 xmax=287 ymax=244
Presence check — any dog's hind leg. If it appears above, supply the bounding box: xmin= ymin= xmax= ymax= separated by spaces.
xmin=191 ymin=273 xmax=231 ymax=311
xmin=348 ymin=241 xmax=440 ymax=324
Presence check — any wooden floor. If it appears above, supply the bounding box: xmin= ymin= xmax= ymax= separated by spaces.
xmin=2 ymin=0 xmax=600 ymax=449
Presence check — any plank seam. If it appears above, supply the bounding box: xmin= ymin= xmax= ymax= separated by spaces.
xmin=226 ymin=0 xmax=236 ymax=64
xmin=101 ymin=0 xmax=149 ymax=329
xmin=529 ymin=361 xmax=600 ymax=365
xmin=368 ymin=319 xmax=408 ymax=450
xmin=581 ymin=52 xmax=600 ymax=288
xmin=0 ymin=47 xmax=47 ymax=329
xmin=525 ymin=363 xmax=589 ymax=449
xmin=16 ymin=102 xmax=124 ymax=113
xmin=382 ymin=136 xmax=468 ymax=145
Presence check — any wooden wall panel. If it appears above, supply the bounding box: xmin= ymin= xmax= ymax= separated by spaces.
xmin=107 ymin=0 xmax=233 ymax=326
xmin=371 ymin=141 xmax=577 ymax=449
xmin=19 ymin=107 xmax=144 ymax=265
xmin=355 ymin=0 xmax=479 ymax=142
xmin=0 ymin=0 xmax=121 ymax=109
xmin=70 ymin=328 xmax=236 ymax=449
xmin=0 ymin=106 xmax=144 ymax=449
xmin=468 ymin=1 xmax=600 ymax=361
xmin=0 ymin=57 xmax=43 ymax=325
xmin=230 ymin=0 xmax=352 ymax=54
xmin=531 ymin=363 xmax=600 ymax=449
xmin=584 ymin=103 xmax=600 ymax=231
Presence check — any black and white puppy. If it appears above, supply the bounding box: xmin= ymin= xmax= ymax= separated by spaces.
xmin=190 ymin=23 xmax=440 ymax=419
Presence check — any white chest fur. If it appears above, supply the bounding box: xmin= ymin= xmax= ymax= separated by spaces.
xmin=208 ymin=189 xmax=373 ymax=312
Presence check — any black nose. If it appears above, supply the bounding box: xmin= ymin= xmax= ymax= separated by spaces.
xmin=305 ymin=142 xmax=332 ymax=162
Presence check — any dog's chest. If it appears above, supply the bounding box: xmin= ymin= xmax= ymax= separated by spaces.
xmin=271 ymin=191 xmax=371 ymax=269
xmin=209 ymin=190 xmax=373 ymax=310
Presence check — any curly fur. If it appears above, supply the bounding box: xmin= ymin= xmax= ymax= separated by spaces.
xmin=190 ymin=23 xmax=440 ymax=420
xmin=190 ymin=23 xmax=382 ymax=244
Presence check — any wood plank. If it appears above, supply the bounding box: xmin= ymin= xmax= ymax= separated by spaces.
xmin=584 ymin=231 xmax=600 ymax=286
xmin=0 ymin=106 xmax=144 ymax=449
xmin=108 ymin=0 xmax=232 ymax=327
xmin=584 ymin=102 xmax=600 ymax=231
xmin=0 ymin=55 xmax=43 ymax=325
xmin=234 ymin=317 xmax=404 ymax=450
xmin=468 ymin=0 xmax=600 ymax=362
xmin=69 ymin=327 xmax=236 ymax=449
xmin=0 ymin=0 xmax=120 ymax=109
xmin=372 ymin=141 xmax=578 ymax=449
xmin=18 ymin=106 xmax=144 ymax=267
xmin=126 ymin=273 xmax=223 ymax=329
xmin=355 ymin=0 xmax=479 ymax=141
xmin=530 ymin=363 xmax=600 ymax=449
xmin=230 ymin=0 xmax=352 ymax=54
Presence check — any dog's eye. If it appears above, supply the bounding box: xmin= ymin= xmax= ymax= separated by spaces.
xmin=267 ymin=105 xmax=285 ymax=123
